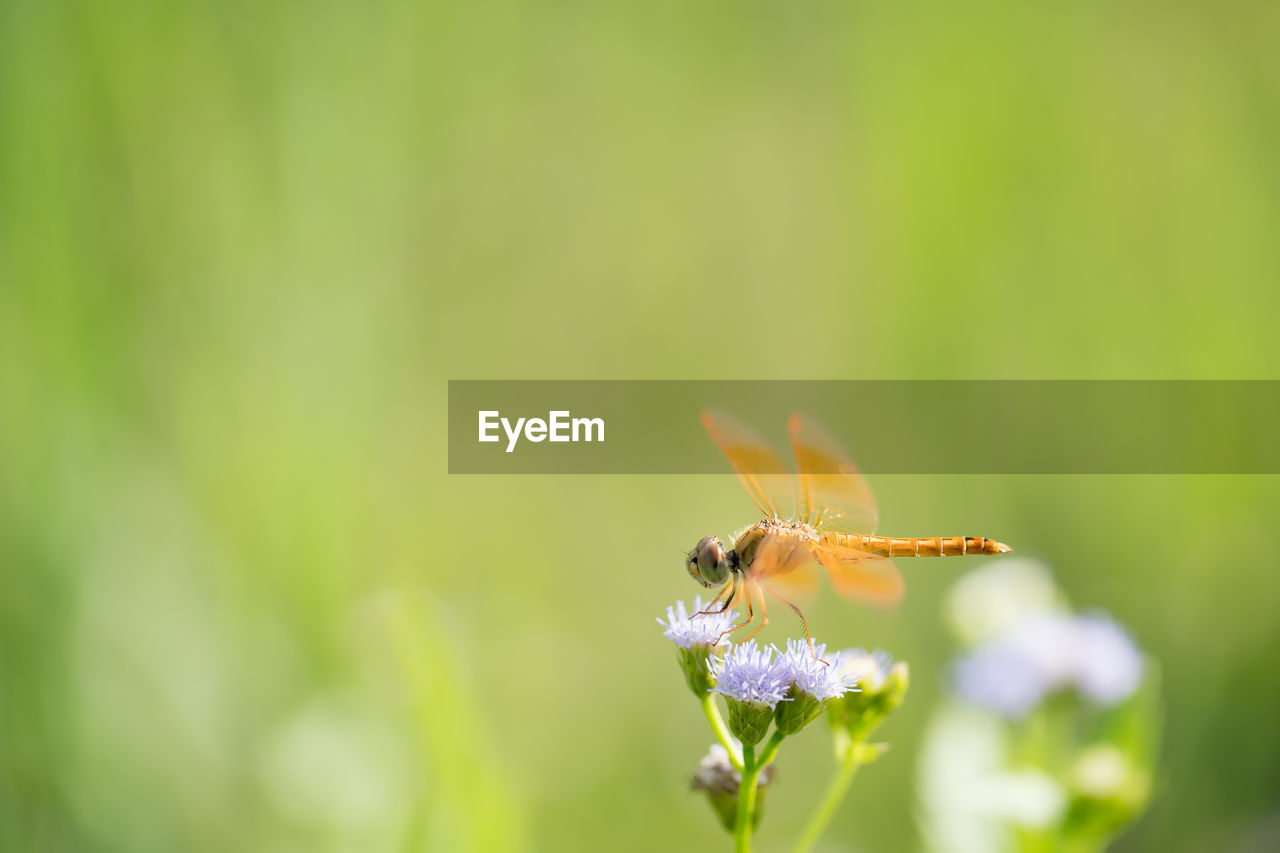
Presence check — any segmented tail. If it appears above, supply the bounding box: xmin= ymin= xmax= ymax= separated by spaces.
xmin=831 ymin=534 xmax=1012 ymax=557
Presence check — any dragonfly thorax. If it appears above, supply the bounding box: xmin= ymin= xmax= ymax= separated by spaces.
xmin=733 ymin=519 xmax=820 ymax=569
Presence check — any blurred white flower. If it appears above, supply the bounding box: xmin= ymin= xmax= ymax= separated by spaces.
xmin=945 ymin=559 xmax=1066 ymax=647
xmin=833 ymin=647 xmax=895 ymax=690
xmin=1070 ymin=744 xmax=1130 ymax=798
xmin=918 ymin=703 xmax=1066 ymax=853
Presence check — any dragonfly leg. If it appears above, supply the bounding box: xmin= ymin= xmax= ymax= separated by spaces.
xmin=717 ymin=579 xmax=755 ymax=644
xmin=697 ymin=578 xmax=735 ymax=617
xmin=766 ymin=586 xmax=825 ymax=663
xmin=735 ymin=582 xmax=770 ymax=645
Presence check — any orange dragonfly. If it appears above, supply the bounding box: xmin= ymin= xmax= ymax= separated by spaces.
xmin=686 ymin=410 xmax=1012 ymax=648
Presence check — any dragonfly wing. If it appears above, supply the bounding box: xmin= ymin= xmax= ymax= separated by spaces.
xmin=812 ymin=539 xmax=904 ymax=608
xmin=701 ymin=409 xmax=796 ymax=519
xmin=741 ymin=532 xmax=821 ymax=604
xmin=789 ymin=413 xmax=879 ymax=533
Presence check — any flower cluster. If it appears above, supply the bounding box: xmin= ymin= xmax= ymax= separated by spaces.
xmin=658 ymin=600 xmax=913 ymax=745
xmin=708 ymin=638 xmax=865 ymax=744
xmin=658 ymin=597 xmax=911 ymax=847
xmin=920 ymin=561 xmax=1159 ymax=853
xmin=953 ymin=610 xmax=1144 ymax=719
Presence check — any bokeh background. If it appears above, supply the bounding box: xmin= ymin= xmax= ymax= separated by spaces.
xmin=3 ymin=1 xmax=1279 ymax=850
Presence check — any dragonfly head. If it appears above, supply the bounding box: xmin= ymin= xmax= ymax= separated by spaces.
xmin=687 ymin=535 xmax=732 ymax=588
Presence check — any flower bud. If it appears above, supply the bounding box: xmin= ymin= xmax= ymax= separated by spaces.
xmin=882 ymin=662 xmax=910 ymax=713
xmin=691 ymin=745 xmax=777 ymax=832
xmin=827 ymin=651 xmax=909 ymax=741
xmin=1062 ymin=744 xmax=1152 ymax=838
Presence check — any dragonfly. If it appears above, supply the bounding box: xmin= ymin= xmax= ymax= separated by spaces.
xmin=686 ymin=410 xmax=1012 ymax=649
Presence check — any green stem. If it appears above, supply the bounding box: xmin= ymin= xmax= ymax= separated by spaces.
xmin=790 ymin=741 xmax=862 ymax=853
xmin=734 ymin=744 xmax=758 ymax=853
xmin=758 ymin=729 xmax=786 ymax=768
xmin=733 ymin=731 xmax=785 ymax=853
xmin=701 ymin=694 xmax=743 ymax=770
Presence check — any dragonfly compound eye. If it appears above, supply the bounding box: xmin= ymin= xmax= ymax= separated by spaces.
xmin=686 ymin=553 xmax=706 ymax=586
xmin=695 ymin=536 xmax=730 ymax=586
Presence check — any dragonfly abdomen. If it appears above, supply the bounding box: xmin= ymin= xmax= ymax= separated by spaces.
xmin=830 ymin=533 xmax=1012 ymax=557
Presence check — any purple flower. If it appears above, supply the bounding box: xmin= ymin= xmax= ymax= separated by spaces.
xmin=657 ymin=596 xmax=739 ymax=649
xmin=1074 ymin=613 xmax=1145 ymax=706
xmin=709 ymin=640 xmax=791 ymax=708
xmin=954 ymin=611 xmax=1144 ymax=718
xmin=775 ymin=640 xmax=859 ymax=700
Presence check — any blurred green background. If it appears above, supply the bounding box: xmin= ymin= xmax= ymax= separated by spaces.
xmin=2 ymin=1 xmax=1279 ymax=850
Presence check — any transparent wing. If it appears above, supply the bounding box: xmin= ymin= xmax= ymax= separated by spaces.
xmin=745 ymin=532 xmax=903 ymax=609
xmin=701 ymin=409 xmax=796 ymax=519
xmin=788 ymin=413 xmax=879 ymax=533
xmin=740 ymin=532 xmax=821 ymax=605
xmin=811 ymin=538 xmax=904 ymax=608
